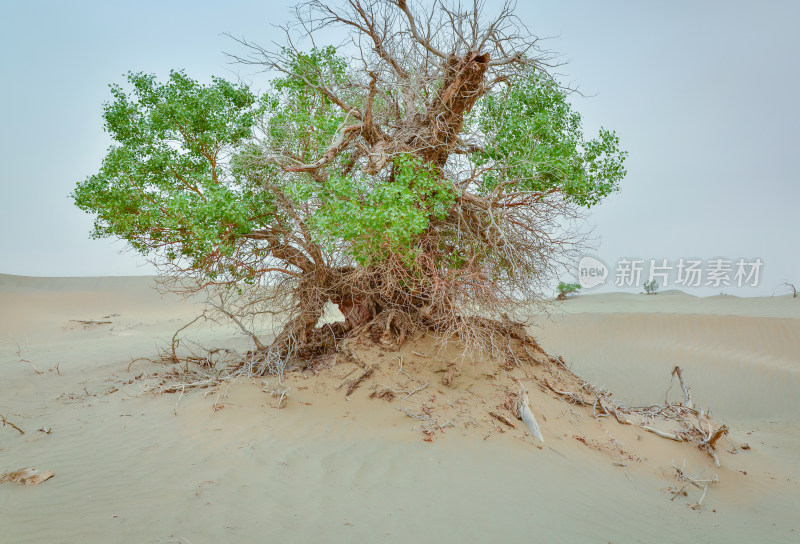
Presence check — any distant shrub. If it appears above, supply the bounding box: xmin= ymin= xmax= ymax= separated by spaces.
xmin=644 ymin=279 xmax=658 ymax=295
xmin=557 ymin=282 xmax=582 ymax=300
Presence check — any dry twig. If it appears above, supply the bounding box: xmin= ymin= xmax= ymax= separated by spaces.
xmin=1 ymin=414 xmax=24 ymax=435
xmin=12 ymin=340 xmax=42 ymax=375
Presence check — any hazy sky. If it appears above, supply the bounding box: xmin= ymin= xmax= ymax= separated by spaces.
xmin=1 ymin=0 xmax=797 ymax=296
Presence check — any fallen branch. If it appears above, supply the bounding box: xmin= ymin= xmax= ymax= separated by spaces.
xmin=670 ymin=366 xmax=693 ymax=409
xmin=690 ymin=485 xmax=708 ymax=510
xmin=671 ymin=460 xmax=718 ymax=509
xmin=489 ymin=411 xmax=516 ymax=429
xmin=625 ymin=419 xmax=683 ymax=442
xmin=542 ymin=379 xmax=590 ymax=407
xmin=670 ymin=485 xmax=688 ymax=501
xmin=69 ymin=319 xmax=112 ymax=326
xmin=272 ymin=384 xmax=290 ymax=409
xmin=370 ymin=387 xmax=396 ymax=401
xmin=707 ymin=424 xmax=728 ymax=449
xmin=345 ymin=366 xmax=375 ymax=396
xmin=398 ymin=406 xmax=427 ymax=420
xmin=1 ymin=414 xmax=24 ymax=435
xmin=12 ymin=341 xmax=42 ymax=375
xmin=336 ymin=367 xmax=359 ymax=386
xmin=702 ymin=423 xmax=728 ymax=467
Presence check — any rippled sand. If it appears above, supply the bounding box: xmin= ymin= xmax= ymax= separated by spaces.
xmin=1 ymin=275 xmax=798 ymax=543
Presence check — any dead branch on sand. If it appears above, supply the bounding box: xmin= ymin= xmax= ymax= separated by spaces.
xmin=489 ymin=411 xmax=516 ymax=429
xmin=132 ymin=288 xmax=731 ymax=466
xmin=364 ymin=355 xmax=430 ymax=403
xmin=631 ymin=422 xmax=682 ymax=442
xmin=0 ymin=468 xmax=55 ymax=485
xmin=69 ymin=319 xmax=112 ymax=326
xmin=12 ymin=340 xmax=42 ymax=375
xmin=1 ymin=414 xmax=25 ymax=435
xmin=668 ymin=365 xmax=693 ymax=409
xmin=344 ymin=365 xmax=375 ymax=396
xmin=543 ymin=365 xmax=728 ymax=466
xmin=670 ymin=459 xmax=718 ymax=510
xmin=262 ymin=381 xmax=290 ymax=409
xmin=131 ymin=340 xmax=242 ymax=399
xmin=397 ymin=404 xmax=455 ymax=441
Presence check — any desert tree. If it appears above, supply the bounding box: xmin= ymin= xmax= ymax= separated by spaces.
xmin=73 ymin=0 xmax=627 ymax=375
xmin=556 ymin=282 xmax=581 ymax=301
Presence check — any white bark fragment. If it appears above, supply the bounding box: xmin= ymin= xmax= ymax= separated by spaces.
xmin=516 ymin=385 xmax=544 ymax=442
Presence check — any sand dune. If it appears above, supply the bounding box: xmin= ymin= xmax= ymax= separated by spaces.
xmin=533 ymin=293 xmax=800 ymax=423
xmin=1 ymin=277 xmax=799 ymax=543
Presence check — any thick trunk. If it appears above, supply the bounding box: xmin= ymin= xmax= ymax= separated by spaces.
xmin=261 ymin=261 xmax=445 ymax=371
xmin=335 ymin=298 xmax=373 ymax=330
xmin=408 ymin=51 xmax=490 ymax=168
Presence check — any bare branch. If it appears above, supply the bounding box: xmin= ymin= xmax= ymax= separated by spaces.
xmin=393 ymin=0 xmax=448 ymax=59
xmin=283 ymin=123 xmax=362 ymax=172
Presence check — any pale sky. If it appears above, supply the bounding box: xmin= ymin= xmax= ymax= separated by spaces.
xmin=1 ymin=0 xmax=797 ymax=296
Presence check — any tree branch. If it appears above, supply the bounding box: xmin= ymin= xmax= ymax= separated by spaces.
xmin=393 ymin=0 xmax=448 ymax=59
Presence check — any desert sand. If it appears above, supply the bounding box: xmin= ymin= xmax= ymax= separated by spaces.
xmin=1 ymin=274 xmax=799 ymax=543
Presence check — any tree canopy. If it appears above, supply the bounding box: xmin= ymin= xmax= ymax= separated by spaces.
xmin=74 ymin=0 xmax=626 ymax=373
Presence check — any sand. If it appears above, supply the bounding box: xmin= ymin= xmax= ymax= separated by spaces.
xmin=1 ymin=274 xmax=799 ymax=543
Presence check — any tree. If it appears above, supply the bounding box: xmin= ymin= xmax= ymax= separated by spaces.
xmin=644 ymin=279 xmax=658 ymax=295
xmin=556 ymin=282 xmax=581 ymax=301
xmin=73 ymin=0 xmax=627 ymax=375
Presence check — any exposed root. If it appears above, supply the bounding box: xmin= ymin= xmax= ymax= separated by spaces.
xmin=340 ymin=336 xmax=366 ymax=368
xmin=136 ymin=308 xmax=730 ymax=465
xmin=368 ymin=310 xmax=411 ymax=349
xmin=541 ymin=364 xmax=728 ymax=466
xmin=632 ymin=422 xmax=682 ymax=442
